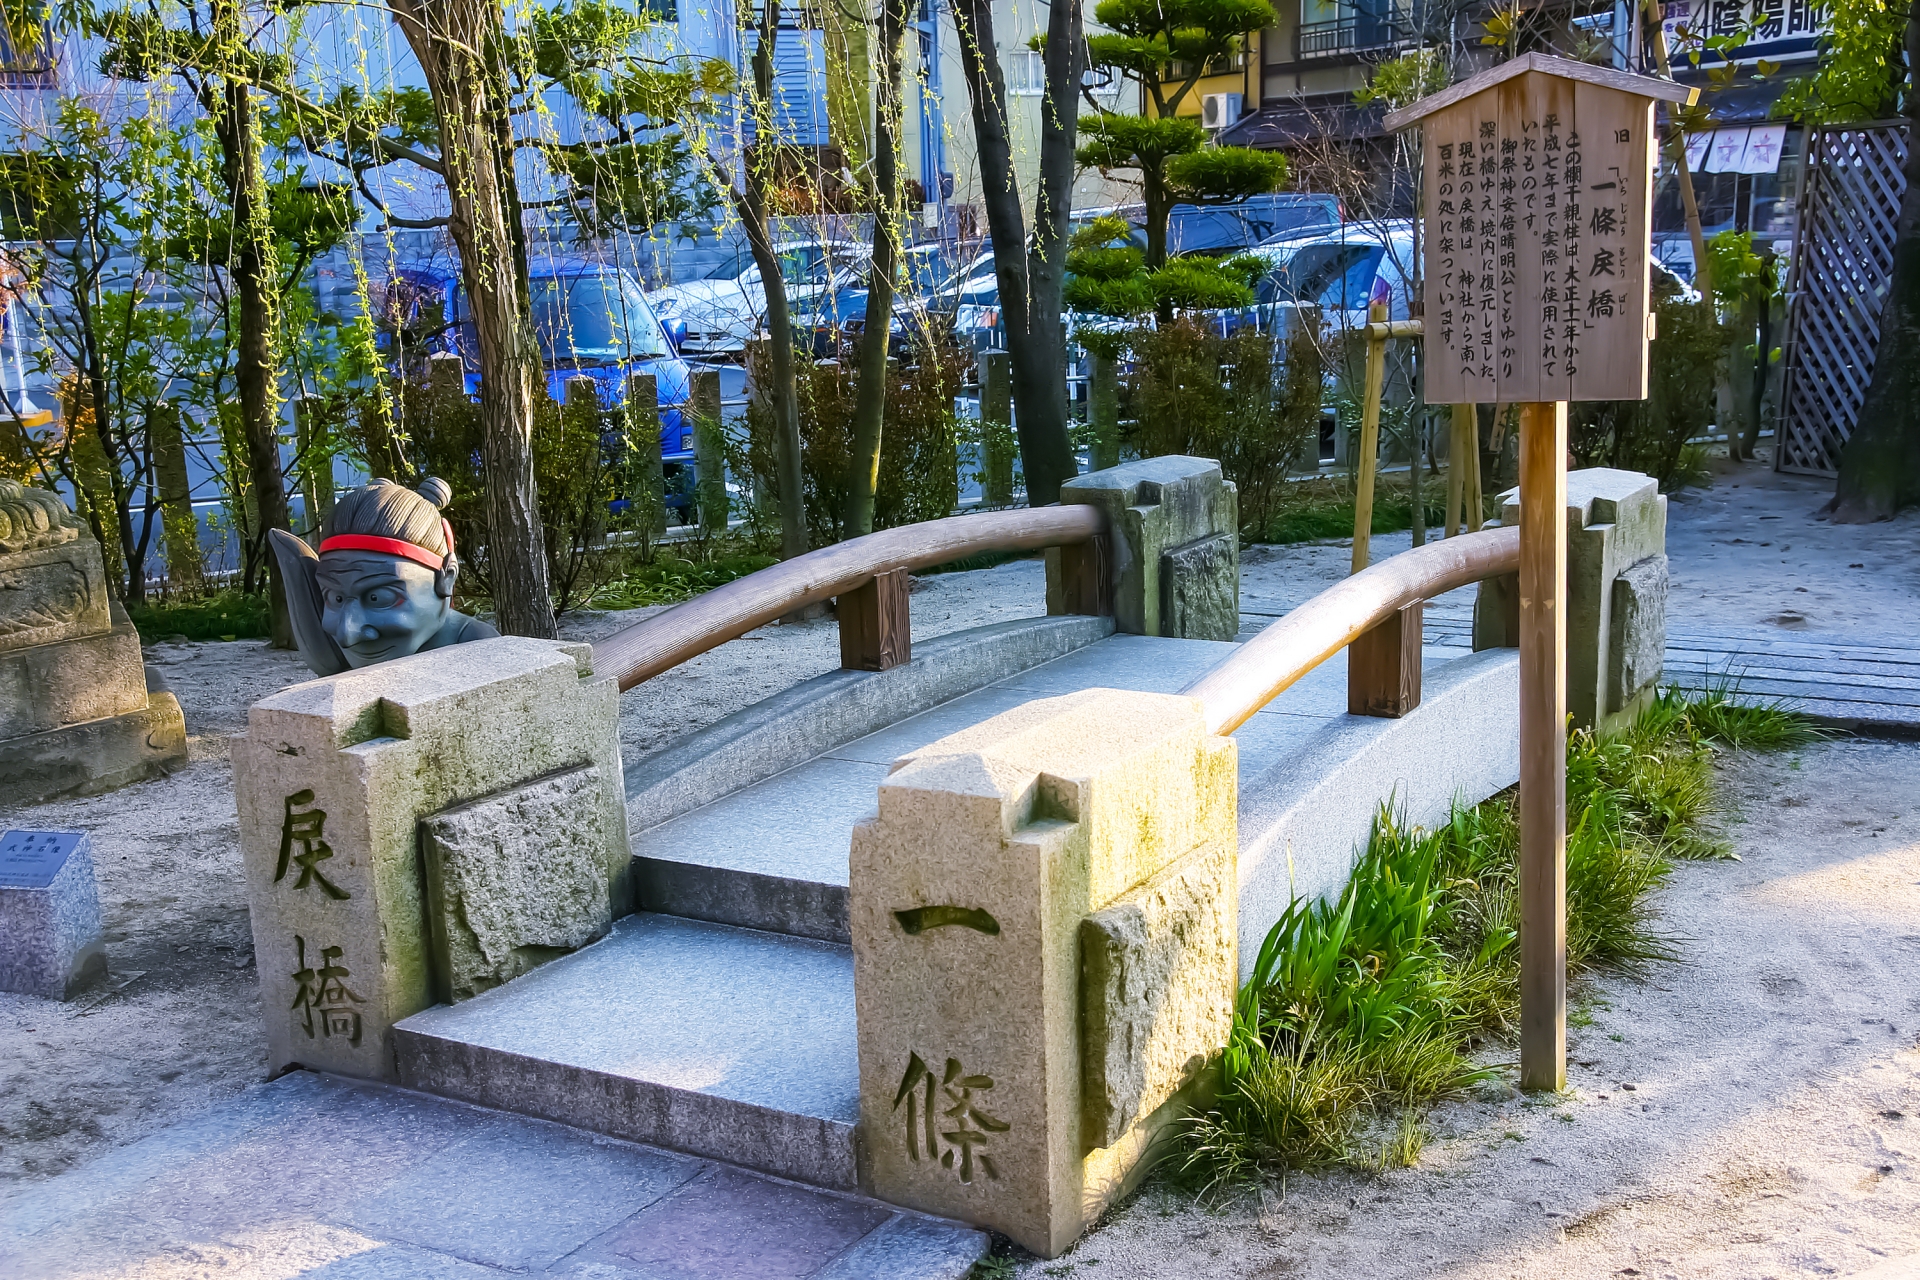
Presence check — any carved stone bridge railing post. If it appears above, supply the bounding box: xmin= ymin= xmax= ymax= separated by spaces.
xmin=232 ymin=638 xmax=629 ymax=1079
xmin=851 ymin=689 xmax=1238 ymax=1258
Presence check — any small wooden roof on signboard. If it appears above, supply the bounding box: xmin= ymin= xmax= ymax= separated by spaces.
xmin=1381 ymin=52 xmax=1699 ymax=133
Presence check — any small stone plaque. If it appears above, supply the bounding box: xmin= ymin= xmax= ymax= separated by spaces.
xmin=0 ymin=829 xmax=83 ymax=889
xmin=0 ymin=827 xmax=105 ymax=999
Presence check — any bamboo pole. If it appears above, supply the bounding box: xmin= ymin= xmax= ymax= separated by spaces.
xmin=1518 ymin=399 xmax=1568 ymax=1093
xmin=1351 ymin=298 xmax=1390 ymax=574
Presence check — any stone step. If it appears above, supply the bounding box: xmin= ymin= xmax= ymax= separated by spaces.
xmin=627 ymin=631 xmax=1476 ymax=944
xmin=393 ymin=912 xmax=863 ymax=1191
xmin=628 ymin=633 xmax=1244 ymax=943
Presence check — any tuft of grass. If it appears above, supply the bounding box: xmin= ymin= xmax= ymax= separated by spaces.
xmin=128 ymin=588 xmax=272 ymax=642
xmin=1646 ymin=682 xmax=1827 ymax=752
xmin=1171 ymin=690 xmax=1817 ymax=1186
xmin=587 ymin=552 xmax=777 ymax=610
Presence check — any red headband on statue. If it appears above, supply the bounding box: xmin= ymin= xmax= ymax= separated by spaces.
xmin=319 ymin=519 xmax=455 ymax=572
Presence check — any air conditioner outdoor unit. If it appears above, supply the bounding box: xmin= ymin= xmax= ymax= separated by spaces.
xmin=1202 ymin=92 xmax=1243 ymax=131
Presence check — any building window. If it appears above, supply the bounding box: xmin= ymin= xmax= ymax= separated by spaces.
xmin=1007 ymin=49 xmax=1045 ymax=95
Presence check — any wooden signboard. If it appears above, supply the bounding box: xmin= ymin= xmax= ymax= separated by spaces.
xmin=1385 ymin=55 xmax=1696 ymax=1094
xmin=1385 ymin=53 xmax=1697 ymax=405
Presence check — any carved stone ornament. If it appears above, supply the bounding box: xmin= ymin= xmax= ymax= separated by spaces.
xmin=0 ymin=478 xmax=83 ymax=555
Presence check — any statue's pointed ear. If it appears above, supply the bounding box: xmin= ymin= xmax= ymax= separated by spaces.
xmin=269 ymin=529 xmax=350 ymax=677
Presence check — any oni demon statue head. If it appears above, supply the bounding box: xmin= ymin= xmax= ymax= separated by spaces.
xmin=270 ymin=477 xmax=498 ymax=676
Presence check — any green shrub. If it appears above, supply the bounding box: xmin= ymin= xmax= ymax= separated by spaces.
xmin=743 ymin=330 xmax=968 ymax=545
xmin=1124 ymin=317 xmax=1321 ymax=534
xmin=1170 ymin=690 xmax=1812 ymax=1187
xmin=588 ymin=550 xmax=777 ymax=610
xmin=128 ymin=588 xmax=271 ymax=642
xmin=1570 ymin=273 xmax=1719 ymax=490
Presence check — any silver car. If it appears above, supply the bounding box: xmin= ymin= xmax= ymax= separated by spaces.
xmin=647 ymin=240 xmax=870 ymax=358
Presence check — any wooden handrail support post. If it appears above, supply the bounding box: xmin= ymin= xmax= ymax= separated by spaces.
xmin=1183 ymin=525 xmax=1518 ymax=736
xmin=839 ymin=567 xmax=911 ymax=671
xmin=1054 ymin=533 xmax=1113 ymax=618
xmin=1351 ymin=301 xmax=1390 ymax=575
xmin=1348 ymin=601 xmax=1423 ymax=717
xmin=591 ymin=506 xmax=1110 ymax=692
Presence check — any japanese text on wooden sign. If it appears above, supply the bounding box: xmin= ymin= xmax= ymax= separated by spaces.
xmin=1422 ymin=74 xmax=1656 ymax=405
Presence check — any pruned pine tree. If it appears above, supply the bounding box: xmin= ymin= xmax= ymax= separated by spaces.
xmin=1079 ymin=0 xmax=1287 ymax=321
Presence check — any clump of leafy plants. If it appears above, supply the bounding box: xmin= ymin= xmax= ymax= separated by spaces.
xmin=587 ymin=550 xmax=777 ymax=611
xmin=1171 ymin=689 xmax=1816 ymax=1188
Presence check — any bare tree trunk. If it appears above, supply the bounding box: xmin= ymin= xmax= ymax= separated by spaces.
xmin=735 ymin=0 xmax=808 ymax=559
xmin=390 ymin=0 xmax=555 ymax=636
xmin=212 ymin=45 xmax=293 ymax=644
xmin=951 ymin=0 xmax=1080 ymax=505
xmin=1833 ymin=5 xmax=1920 ymax=521
xmin=846 ymin=0 xmax=910 ymax=536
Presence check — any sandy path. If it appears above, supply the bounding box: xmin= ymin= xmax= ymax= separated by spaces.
xmin=1017 ymin=738 xmax=1920 ymax=1279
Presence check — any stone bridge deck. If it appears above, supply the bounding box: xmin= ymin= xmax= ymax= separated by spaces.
xmin=395 ymin=610 xmax=1522 ymax=1196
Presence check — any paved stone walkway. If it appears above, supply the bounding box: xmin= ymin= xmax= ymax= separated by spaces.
xmin=0 ymin=1071 xmax=985 ymax=1280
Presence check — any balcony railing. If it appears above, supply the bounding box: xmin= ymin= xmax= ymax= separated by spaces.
xmin=1294 ymin=10 xmax=1415 ymax=59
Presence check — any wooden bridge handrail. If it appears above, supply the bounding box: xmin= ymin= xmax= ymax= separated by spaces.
xmin=1182 ymin=525 xmax=1521 ymax=736
xmin=592 ymin=505 xmax=1109 ymax=692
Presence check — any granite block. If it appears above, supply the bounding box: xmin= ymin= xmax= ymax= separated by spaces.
xmin=393 ymin=914 xmax=860 ymax=1188
xmin=0 ymin=536 xmax=113 ymax=653
xmin=0 ymin=829 xmax=105 ymax=999
xmin=0 ymin=608 xmax=147 ymax=740
xmin=337 ymin=1115 xmax=699 ymax=1270
xmin=0 ymin=688 xmax=188 ymax=808
xmin=811 ymin=1213 xmax=989 ymax=1280
xmin=421 ymin=764 xmax=616 ymax=1003
xmin=851 ymin=689 xmax=1237 ymax=1257
xmin=232 ymin=637 xmax=627 ymax=1080
xmin=1053 ymin=456 xmax=1239 ymax=638
xmin=1080 ymin=839 xmax=1236 ymax=1149
xmin=572 ymin=1165 xmax=890 ymax=1278
xmin=1160 ymin=532 xmax=1239 ymax=642
xmin=1610 ymin=554 xmax=1668 ymax=713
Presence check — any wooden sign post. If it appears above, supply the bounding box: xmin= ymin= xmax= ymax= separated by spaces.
xmin=1385 ymin=53 xmax=1696 ymax=1092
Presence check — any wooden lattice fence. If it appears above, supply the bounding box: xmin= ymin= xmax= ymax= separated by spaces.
xmin=1776 ymin=121 xmax=1909 ymax=476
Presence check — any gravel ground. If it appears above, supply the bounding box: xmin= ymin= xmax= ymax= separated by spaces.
xmin=3 ymin=452 xmax=1916 ymax=1280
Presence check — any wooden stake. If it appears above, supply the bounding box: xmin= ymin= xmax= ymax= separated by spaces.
xmin=1351 ymin=299 xmax=1389 ymax=574
xmin=1518 ymin=400 xmax=1568 ymax=1093
xmin=1445 ymin=404 xmax=1470 ymax=537
xmin=1463 ymin=407 xmax=1484 ymax=533
xmin=839 ymin=566 xmax=912 ymax=671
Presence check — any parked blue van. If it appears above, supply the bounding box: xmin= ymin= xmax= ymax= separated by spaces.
xmin=385 ymin=254 xmax=694 ymax=464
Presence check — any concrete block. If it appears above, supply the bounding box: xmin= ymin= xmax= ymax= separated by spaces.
xmin=1080 ymin=839 xmax=1236 ymax=1150
xmin=1160 ymin=533 xmax=1239 ymax=643
xmin=1052 ymin=456 xmax=1239 ymax=638
xmin=0 ymin=683 xmax=187 ymax=808
xmin=421 ymin=765 xmax=616 ymax=1003
xmin=1480 ymin=467 xmax=1667 ymax=736
xmin=0 ymin=607 xmax=148 ymax=740
xmin=0 ymin=829 xmax=106 ymax=999
xmin=232 ymin=637 xmax=627 ymax=1080
xmin=851 ymin=688 xmax=1237 ymax=1258
xmin=0 ymin=536 xmax=113 ymax=653
xmin=1610 ymin=554 xmax=1668 ymax=714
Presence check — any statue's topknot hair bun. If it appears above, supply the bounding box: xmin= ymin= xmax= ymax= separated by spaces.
xmin=416 ymin=476 xmax=453 ymax=510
